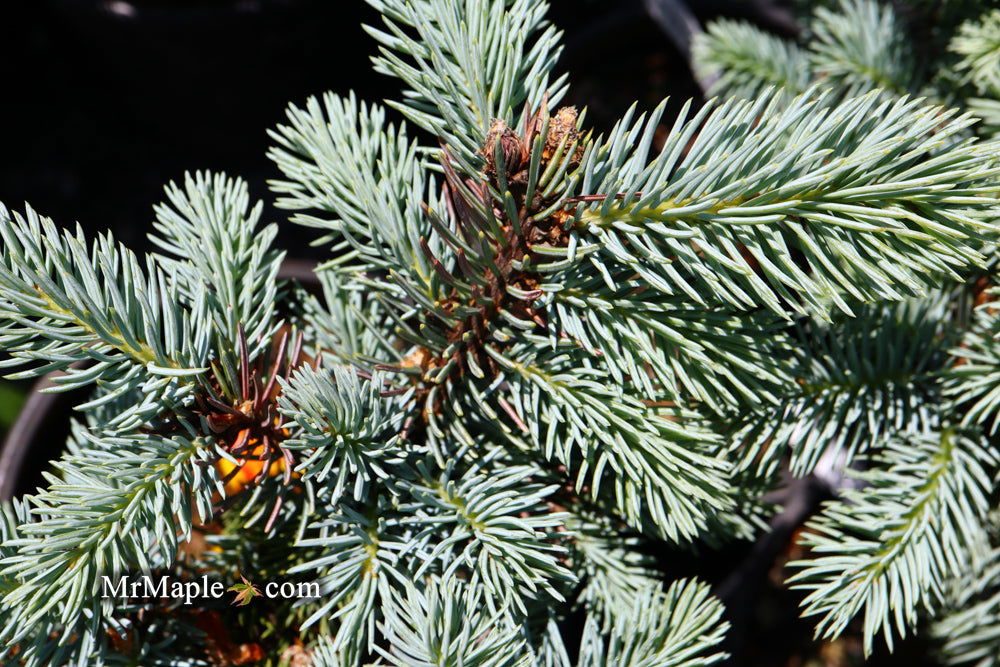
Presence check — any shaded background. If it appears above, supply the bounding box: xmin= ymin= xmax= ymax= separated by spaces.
xmin=0 ymin=1 xmax=935 ymax=665
xmin=0 ymin=0 xmax=715 ymax=255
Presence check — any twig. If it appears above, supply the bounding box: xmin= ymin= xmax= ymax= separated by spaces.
xmin=714 ymin=474 xmax=829 ymax=666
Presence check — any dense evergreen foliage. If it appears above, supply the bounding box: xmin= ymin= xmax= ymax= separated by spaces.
xmin=1 ymin=0 xmax=999 ymax=664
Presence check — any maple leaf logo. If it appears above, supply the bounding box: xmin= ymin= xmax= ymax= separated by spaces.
xmin=228 ymin=574 xmax=261 ymax=607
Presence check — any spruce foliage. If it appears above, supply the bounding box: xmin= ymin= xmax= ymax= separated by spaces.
xmin=0 ymin=0 xmax=999 ymax=663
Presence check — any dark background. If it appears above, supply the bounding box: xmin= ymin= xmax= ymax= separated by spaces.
xmin=0 ymin=0 xmax=708 ymax=258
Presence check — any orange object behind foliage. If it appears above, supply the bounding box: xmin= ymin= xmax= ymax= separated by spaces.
xmin=216 ymin=440 xmax=287 ymax=496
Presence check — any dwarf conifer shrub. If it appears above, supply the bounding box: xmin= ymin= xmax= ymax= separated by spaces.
xmin=1 ymin=0 xmax=1000 ymax=664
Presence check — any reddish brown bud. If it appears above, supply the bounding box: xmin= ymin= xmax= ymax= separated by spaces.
xmin=544 ymin=106 xmax=583 ymax=167
xmin=481 ymin=119 xmax=525 ymax=178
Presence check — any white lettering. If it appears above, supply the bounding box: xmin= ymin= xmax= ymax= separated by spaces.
xmin=147 ymin=575 xmax=168 ymax=598
xmin=101 ymin=576 xmax=127 ymax=598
